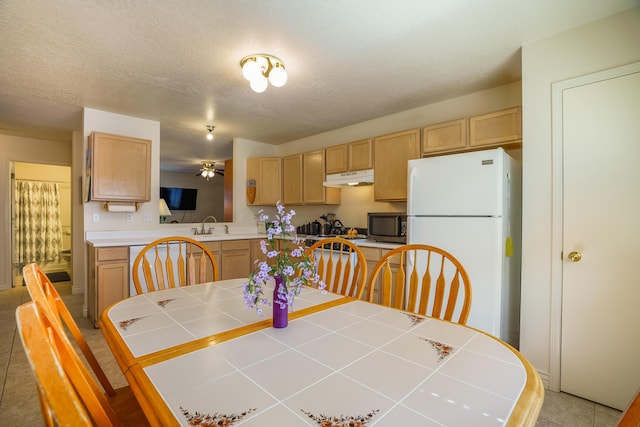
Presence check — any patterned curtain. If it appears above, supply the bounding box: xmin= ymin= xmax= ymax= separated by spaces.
xmin=14 ymin=180 xmax=63 ymax=265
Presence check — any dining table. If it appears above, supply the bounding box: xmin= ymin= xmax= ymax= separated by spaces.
xmin=100 ymin=278 xmax=543 ymax=426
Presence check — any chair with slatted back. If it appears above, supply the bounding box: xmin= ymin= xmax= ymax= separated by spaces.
xmin=16 ymin=301 xmax=150 ymax=426
xmin=22 ymin=262 xmax=115 ymax=396
xmin=365 ymin=244 xmax=472 ymax=324
xmin=305 ymin=237 xmax=368 ymax=299
xmin=132 ymin=236 xmax=219 ymax=295
xmin=618 ymin=388 xmax=640 ymax=426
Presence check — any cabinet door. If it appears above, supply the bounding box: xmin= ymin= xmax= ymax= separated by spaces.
xmin=469 ymin=107 xmax=522 ymax=147
xmin=348 ymin=138 xmax=373 ymax=171
xmin=96 ymin=261 xmax=128 ymax=321
xmin=303 ymin=150 xmax=340 ymax=204
xmin=422 ymin=119 xmax=467 ymax=155
xmin=221 ymin=251 xmax=251 ymax=280
xmin=221 ymin=240 xmax=251 ymax=280
xmin=373 ymin=129 xmax=420 ymax=201
xmin=283 ymin=154 xmax=303 ymax=205
xmin=325 ymin=144 xmax=348 ymax=174
xmin=90 ymin=132 xmax=151 ymax=202
xmin=246 ymin=157 xmax=282 ymax=205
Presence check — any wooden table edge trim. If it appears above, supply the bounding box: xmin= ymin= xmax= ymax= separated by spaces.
xmin=138 ymin=296 xmax=354 ymax=368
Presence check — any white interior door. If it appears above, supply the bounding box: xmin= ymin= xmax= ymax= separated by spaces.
xmin=560 ymin=66 xmax=640 ymax=410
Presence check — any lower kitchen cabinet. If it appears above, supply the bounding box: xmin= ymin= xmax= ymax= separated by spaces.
xmin=88 ymin=245 xmax=129 ymax=328
xmin=360 ymin=246 xmax=404 ymax=305
xmin=221 ymin=239 xmax=251 ymax=280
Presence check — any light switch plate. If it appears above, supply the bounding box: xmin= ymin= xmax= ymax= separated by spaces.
xmin=92 ymin=213 xmax=99 ymax=222
xmin=143 ymin=214 xmax=152 ymax=222
xmin=126 ymin=213 xmax=133 ymax=222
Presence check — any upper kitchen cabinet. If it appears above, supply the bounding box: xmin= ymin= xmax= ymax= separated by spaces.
xmin=374 ymin=129 xmax=420 ymax=201
xmin=325 ymin=144 xmax=348 ymax=174
xmin=349 ymin=138 xmax=374 ymax=171
xmin=89 ymin=132 xmax=151 ymax=202
xmin=325 ymin=138 xmax=374 ymax=174
xmin=303 ymin=150 xmax=340 ymax=205
xmin=246 ymin=157 xmax=282 ymax=206
xmin=421 ymin=118 xmax=467 ymax=155
xmin=284 ymin=151 xmax=340 ymax=205
xmin=283 ymin=154 xmax=303 ymax=205
xmin=469 ymin=107 xmax=522 ymax=148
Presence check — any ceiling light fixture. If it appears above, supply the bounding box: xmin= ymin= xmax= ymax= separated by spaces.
xmin=206 ymin=125 xmax=215 ymax=141
xmin=240 ymin=54 xmax=287 ymax=93
xmin=200 ymin=161 xmax=216 ymax=181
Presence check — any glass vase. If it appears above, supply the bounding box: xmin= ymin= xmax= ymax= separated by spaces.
xmin=272 ymin=276 xmax=288 ymax=328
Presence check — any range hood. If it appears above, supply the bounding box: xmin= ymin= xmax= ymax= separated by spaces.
xmin=323 ymin=169 xmax=374 ymax=187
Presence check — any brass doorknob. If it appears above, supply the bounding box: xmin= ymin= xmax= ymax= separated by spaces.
xmin=568 ymin=251 xmax=582 ymax=262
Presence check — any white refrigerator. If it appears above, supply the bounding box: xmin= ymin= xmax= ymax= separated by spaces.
xmin=407 ymin=148 xmax=521 ymax=347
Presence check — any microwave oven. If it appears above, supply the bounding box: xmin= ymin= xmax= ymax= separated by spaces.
xmin=367 ymin=212 xmax=407 ymax=243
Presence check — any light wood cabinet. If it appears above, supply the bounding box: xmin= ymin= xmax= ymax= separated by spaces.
xmin=373 ymin=129 xmax=420 ymax=201
xmin=325 ymin=139 xmax=373 ymax=174
xmin=283 ymin=154 xmax=303 ymax=205
xmin=349 ymin=138 xmax=374 ymax=171
xmin=469 ymin=107 xmax=522 ymax=148
xmin=284 ymin=151 xmax=340 ymax=205
xmin=421 ymin=118 xmax=467 ymax=155
xmin=190 ymin=241 xmax=221 ymax=283
xmin=87 ymin=245 xmax=129 ymax=327
xmin=304 ymin=150 xmax=340 ymax=205
xmin=221 ymin=240 xmax=251 ymax=280
xmin=360 ymin=246 xmax=404 ymax=305
xmin=246 ymin=157 xmax=282 ymax=206
xmin=325 ymin=144 xmax=348 ymax=174
xmin=89 ymin=132 xmax=151 ymax=202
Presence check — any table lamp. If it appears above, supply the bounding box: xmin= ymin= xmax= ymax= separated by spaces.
xmin=159 ymin=198 xmax=172 ymax=223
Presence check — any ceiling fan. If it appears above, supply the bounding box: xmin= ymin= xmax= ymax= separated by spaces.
xmin=197 ymin=161 xmax=224 ymax=181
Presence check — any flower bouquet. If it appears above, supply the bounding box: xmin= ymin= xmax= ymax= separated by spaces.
xmin=243 ymin=202 xmax=325 ymax=327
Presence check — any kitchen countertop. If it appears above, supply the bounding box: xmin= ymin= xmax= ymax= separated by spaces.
xmin=85 ymin=229 xmax=401 ymax=250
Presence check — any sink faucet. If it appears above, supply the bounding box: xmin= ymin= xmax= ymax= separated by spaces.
xmin=196 ymin=216 xmax=217 ymax=235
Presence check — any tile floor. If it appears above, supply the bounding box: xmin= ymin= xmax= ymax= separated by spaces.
xmin=0 ymin=281 xmax=623 ymax=426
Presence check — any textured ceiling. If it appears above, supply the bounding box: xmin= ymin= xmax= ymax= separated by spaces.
xmin=0 ymin=0 xmax=636 ymax=173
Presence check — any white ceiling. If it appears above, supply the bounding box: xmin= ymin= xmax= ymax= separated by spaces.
xmin=0 ymin=0 xmax=636 ymax=173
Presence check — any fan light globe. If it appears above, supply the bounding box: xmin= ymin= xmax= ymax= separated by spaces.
xmin=206 ymin=132 xmax=213 ymax=141
xmin=269 ymin=64 xmax=287 ymax=87
xmin=201 ymin=170 xmax=207 ymax=177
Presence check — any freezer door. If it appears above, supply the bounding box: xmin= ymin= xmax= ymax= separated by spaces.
xmin=408 ymin=148 xmax=508 ymax=216
xmin=408 ymin=216 xmax=517 ymax=344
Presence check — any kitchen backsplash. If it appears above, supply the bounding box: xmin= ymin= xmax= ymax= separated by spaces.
xmin=252 ymin=186 xmax=406 ymax=230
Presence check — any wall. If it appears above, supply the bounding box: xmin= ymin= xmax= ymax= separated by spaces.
xmin=82 ymin=108 xmax=161 ymax=232
xmin=233 ymin=81 xmax=523 ymax=228
xmin=0 ymin=134 xmax=72 ymax=291
xmin=520 ymin=7 xmax=640 ymax=387
xmin=159 ymin=171 xmax=224 ymax=223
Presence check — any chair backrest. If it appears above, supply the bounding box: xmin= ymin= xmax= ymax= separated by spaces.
xmin=305 ymin=237 xmax=368 ymax=299
xmin=16 ymin=302 xmax=124 ymax=426
xmin=132 ymin=236 xmax=219 ymax=294
xmin=22 ymin=263 xmax=115 ymax=396
xmin=365 ymin=244 xmax=472 ymax=324
xmin=618 ymin=388 xmax=640 ymax=426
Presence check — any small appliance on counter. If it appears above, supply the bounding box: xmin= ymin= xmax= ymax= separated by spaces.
xmin=367 ymin=212 xmax=407 ymax=243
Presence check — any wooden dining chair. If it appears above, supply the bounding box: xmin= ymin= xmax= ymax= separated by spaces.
xmin=305 ymin=237 xmax=368 ymax=299
xmin=16 ymin=301 xmax=149 ymax=426
xmin=22 ymin=262 xmax=115 ymax=396
xmin=132 ymin=236 xmax=219 ymax=294
xmin=365 ymin=244 xmax=472 ymax=324
xmin=618 ymin=388 xmax=640 ymax=426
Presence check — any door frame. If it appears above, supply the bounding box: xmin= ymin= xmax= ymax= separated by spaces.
xmin=549 ymin=61 xmax=640 ymax=391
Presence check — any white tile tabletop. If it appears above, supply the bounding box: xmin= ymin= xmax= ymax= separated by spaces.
xmin=102 ymin=279 xmax=542 ymax=426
